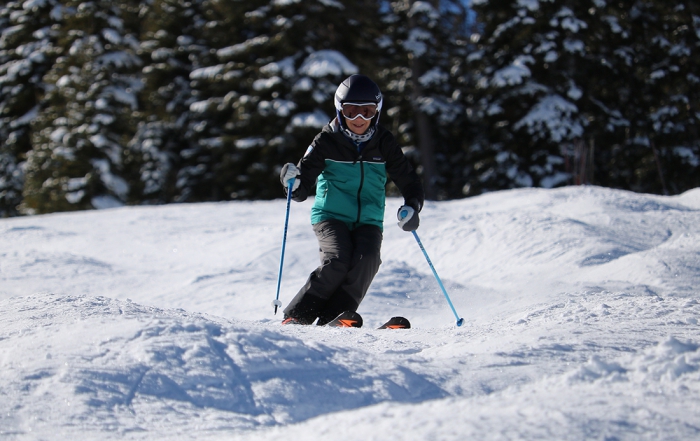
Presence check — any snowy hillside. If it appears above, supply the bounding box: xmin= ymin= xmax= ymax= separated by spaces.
xmin=1 ymin=186 xmax=699 ymax=440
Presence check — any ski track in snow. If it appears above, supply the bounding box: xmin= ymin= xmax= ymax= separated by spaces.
xmin=1 ymin=186 xmax=699 ymax=440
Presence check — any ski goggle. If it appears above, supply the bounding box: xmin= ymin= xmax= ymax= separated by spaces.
xmin=341 ymin=103 xmax=378 ymax=121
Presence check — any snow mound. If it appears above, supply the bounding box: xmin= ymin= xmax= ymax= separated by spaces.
xmin=1 ymin=294 xmax=451 ymax=438
xmin=1 ymin=185 xmax=699 ymax=439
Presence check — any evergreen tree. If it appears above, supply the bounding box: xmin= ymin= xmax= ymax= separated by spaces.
xmin=22 ymin=0 xmax=142 ymax=214
xmin=0 ymin=0 xmax=61 ymax=216
xmin=2 ymin=0 xmax=696 ymax=216
xmin=181 ymin=0 xmax=381 ymax=201
xmin=589 ymin=0 xmax=700 ymax=194
xmin=128 ymin=0 xmax=206 ymax=204
xmin=378 ymin=0 xmax=470 ymax=200
xmin=467 ymin=0 xmax=589 ymax=193
xmin=173 ymin=0 xmax=255 ymax=202
xmin=467 ymin=0 xmax=700 ymax=195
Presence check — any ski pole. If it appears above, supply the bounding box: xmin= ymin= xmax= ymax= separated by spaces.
xmin=411 ymin=230 xmax=465 ymax=327
xmin=273 ymin=178 xmax=295 ymax=314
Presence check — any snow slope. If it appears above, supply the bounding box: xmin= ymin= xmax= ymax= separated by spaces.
xmin=1 ymin=185 xmax=699 ymax=440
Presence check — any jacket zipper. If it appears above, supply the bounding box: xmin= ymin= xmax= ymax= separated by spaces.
xmin=356 ymin=158 xmax=364 ymax=224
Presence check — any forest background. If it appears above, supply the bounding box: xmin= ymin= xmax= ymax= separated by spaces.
xmin=1 ymin=0 xmax=698 ymax=217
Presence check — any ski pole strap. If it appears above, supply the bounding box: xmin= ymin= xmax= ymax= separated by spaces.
xmin=274 ymin=178 xmax=295 ymax=314
xmin=412 ymin=230 xmax=465 ymax=327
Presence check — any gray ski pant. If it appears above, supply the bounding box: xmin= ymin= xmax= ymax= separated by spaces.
xmin=283 ymin=219 xmax=382 ymax=325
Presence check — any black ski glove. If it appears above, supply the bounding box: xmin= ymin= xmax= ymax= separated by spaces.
xmin=397 ymin=199 xmax=421 ymax=232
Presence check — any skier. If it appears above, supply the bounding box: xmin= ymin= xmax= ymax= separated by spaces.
xmin=279 ymin=74 xmax=424 ymax=326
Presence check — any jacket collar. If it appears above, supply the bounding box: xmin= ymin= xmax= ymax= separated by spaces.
xmin=326 ymin=118 xmax=382 ymax=151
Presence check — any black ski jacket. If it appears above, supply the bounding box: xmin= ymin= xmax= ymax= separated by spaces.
xmin=292 ymin=119 xmax=424 ymax=230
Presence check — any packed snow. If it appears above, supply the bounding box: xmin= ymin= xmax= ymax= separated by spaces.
xmin=1 ymin=185 xmax=699 ymax=440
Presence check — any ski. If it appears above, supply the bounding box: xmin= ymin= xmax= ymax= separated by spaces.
xmin=325 ymin=311 xmax=363 ymax=328
xmin=377 ymin=316 xmax=411 ymax=329
xmin=324 ymin=312 xmax=411 ymax=330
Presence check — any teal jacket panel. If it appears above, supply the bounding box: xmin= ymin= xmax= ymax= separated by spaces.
xmin=312 ymin=159 xmax=387 ymax=228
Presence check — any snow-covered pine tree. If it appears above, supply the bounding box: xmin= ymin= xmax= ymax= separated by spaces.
xmin=589 ymin=0 xmax=699 ymax=194
xmin=652 ymin=1 xmax=700 ymax=193
xmin=468 ymin=0 xmax=699 ymax=195
xmin=378 ymin=0 xmax=470 ymax=200
xmin=183 ymin=0 xmax=380 ymax=201
xmin=173 ymin=0 xmax=266 ymax=202
xmin=22 ymin=0 xmax=142 ymax=214
xmin=467 ymin=0 xmax=590 ymax=193
xmin=243 ymin=0 xmax=382 ymax=199
xmin=0 ymin=0 xmax=61 ymax=216
xmin=128 ymin=0 xmax=205 ymax=204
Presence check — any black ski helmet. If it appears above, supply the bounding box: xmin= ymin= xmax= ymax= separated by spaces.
xmin=334 ymin=74 xmax=383 ymax=127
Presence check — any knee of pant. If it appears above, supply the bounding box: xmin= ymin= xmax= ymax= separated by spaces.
xmin=322 ymin=256 xmax=352 ymax=272
xmin=353 ymin=250 xmax=381 ymax=268
xmin=366 ymin=248 xmax=381 ymax=261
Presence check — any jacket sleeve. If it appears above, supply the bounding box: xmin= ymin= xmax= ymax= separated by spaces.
xmin=381 ymin=130 xmax=425 ymax=210
xmin=290 ymin=132 xmax=328 ymax=202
